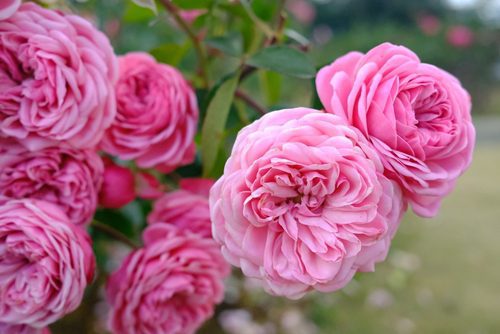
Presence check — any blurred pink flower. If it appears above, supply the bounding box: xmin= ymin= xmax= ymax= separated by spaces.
xmin=0 ymin=324 xmax=50 ymax=334
xmin=210 ymin=108 xmax=405 ymax=299
xmin=287 ymin=0 xmax=316 ymax=25
xmin=101 ymin=52 xmax=198 ymax=173
xmin=0 ymin=0 xmax=20 ymax=20
xmin=0 ymin=138 xmax=103 ymax=226
xmin=316 ymin=43 xmax=475 ymax=217
xmin=417 ymin=14 xmax=441 ymax=35
xmin=148 ymin=178 xmax=214 ymax=238
xmin=99 ymin=159 xmax=135 ymax=209
xmin=0 ymin=3 xmax=117 ymax=150
xmin=447 ymin=25 xmax=474 ymax=48
xmin=135 ymin=171 xmax=165 ymax=200
xmin=0 ymin=199 xmax=95 ymax=328
xmin=106 ymin=224 xmax=229 ymax=334
xmin=179 ymin=9 xmax=207 ymax=24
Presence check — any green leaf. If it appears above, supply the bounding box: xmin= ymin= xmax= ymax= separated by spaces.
xmin=123 ymin=1 xmax=156 ymax=22
xmin=260 ymin=70 xmax=282 ymax=105
xmin=247 ymin=46 xmax=316 ymax=79
xmin=150 ymin=42 xmax=189 ymax=66
xmin=205 ymin=33 xmax=243 ymax=57
xmin=201 ymin=73 xmax=240 ymax=177
xmin=131 ymin=0 xmax=157 ymax=14
xmin=172 ymin=0 xmax=212 ymax=9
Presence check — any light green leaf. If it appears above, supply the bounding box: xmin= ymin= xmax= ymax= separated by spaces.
xmin=260 ymin=70 xmax=282 ymax=105
xmin=247 ymin=46 xmax=316 ymax=79
xmin=131 ymin=0 xmax=157 ymax=14
xmin=201 ymin=73 xmax=240 ymax=177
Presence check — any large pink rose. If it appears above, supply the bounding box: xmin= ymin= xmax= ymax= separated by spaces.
xmin=316 ymin=43 xmax=475 ymax=217
xmin=0 ymin=0 xmax=20 ymax=20
xmin=106 ymin=224 xmax=229 ymax=334
xmin=100 ymin=52 xmax=198 ymax=172
xmin=210 ymin=108 xmax=405 ymax=299
xmin=0 ymin=199 xmax=95 ymax=328
xmin=147 ymin=178 xmax=214 ymax=238
xmin=0 ymin=3 xmax=117 ymax=150
xmin=0 ymin=139 xmax=103 ymax=226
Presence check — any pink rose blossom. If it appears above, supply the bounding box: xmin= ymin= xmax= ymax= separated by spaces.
xmin=447 ymin=25 xmax=474 ymax=48
xmin=0 ymin=199 xmax=95 ymax=328
xmin=0 ymin=3 xmax=117 ymax=150
xmin=0 ymin=324 xmax=50 ymax=334
xmin=135 ymin=172 xmax=165 ymax=200
xmin=210 ymin=108 xmax=405 ymax=299
xmin=316 ymin=43 xmax=475 ymax=217
xmin=287 ymin=0 xmax=316 ymax=25
xmin=417 ymin=14 xmax=441 ymax=36
xmin=101 ymin=52 xmax=198 ymax=173
xmin=106 ymin=224 xmax=230 ymax=334
xmin=0 ymin=138 xmax=103 ymax=226
xmin=178 ymin=9 xmax=207 ymax=24
xmin=0 ymin=0 xmax=20 ymax=20
xmin=99 ymin=159 xmax=135 ymax=209
xmin=148 ymin=178 xmax=214 ymax=238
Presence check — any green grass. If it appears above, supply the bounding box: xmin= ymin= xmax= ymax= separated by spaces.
xmin=311 ymin=146 xmax=500 ymax=333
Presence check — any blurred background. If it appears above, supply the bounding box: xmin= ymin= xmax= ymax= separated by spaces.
xmin=54 ymin=0 xmax=500 ymax=332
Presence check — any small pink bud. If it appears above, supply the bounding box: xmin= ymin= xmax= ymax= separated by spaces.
xmin=99 ymin=159 xmax=135 ymax=209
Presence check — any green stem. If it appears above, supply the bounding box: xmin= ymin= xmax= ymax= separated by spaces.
xmin=91 ymin=220 xmax=139 ymax=249
xmin=160 ymin=0 xmax=209 ymax=88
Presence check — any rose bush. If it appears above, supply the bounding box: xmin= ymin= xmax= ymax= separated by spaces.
xmin=316 ymin=42 xmax=475 ymax=217
xmin=210 ymin=108 xmax=405 ymax=299
xmin=0 ymin=2 xmax=117 ymax=150
xmin=106 ymin=224 xmax=229 ymax=334
xmin=100 ymin=52 xmax=198 ymax=173
xmin=0 ymin=199 xmax=95 ymax=328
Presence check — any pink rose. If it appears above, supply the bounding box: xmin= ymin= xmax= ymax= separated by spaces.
xmin=0 ymin=3 xmax=117 ymax=150
xmin=100 ymin=52 xmax=198 ymax=172
xmin=0 ymin=324 xmax=50 ymax=334
xmin=447 ymin=25 xmax=474 ymax=48
xmin=316 ymin=43 xmax=475 ymax=217
xmin=0 ymin=199 xmax=95 ymax=328
xmin=0 ymin=138 xmax=103 ymax=226
xmin=106 ymin=224 xmax=229 ymax=334
xmin=0 ymin=0 xmax=20 ymax=20
xmin=417 ymin=14 xmax=441 ymax=36
xmin=148 ymin=178 xmax=214 ymax=238
xmin=99 ymin=159 xmax=135 ymax=209
xmin=210 ymin=108 xmax=405 ymax=299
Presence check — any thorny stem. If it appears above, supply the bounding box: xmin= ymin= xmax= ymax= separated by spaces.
xmin=159 ymin=0 xmax=209 ymax=88
xmin=91 ymin=220 xmax=139 ymax=249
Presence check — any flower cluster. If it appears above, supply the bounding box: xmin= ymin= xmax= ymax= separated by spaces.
xmin=210 ymin=43 xmax=474 ymax=298
xmin=1 ymin=3 xmax=214 ymax=334
xmin=0 ymin=2 xmax=476 ymax=333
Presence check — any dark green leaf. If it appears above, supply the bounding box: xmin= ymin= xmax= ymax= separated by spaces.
xmin=172 ymin=0 xmax=212 ymax=9
xmin=150 ymin=42 xmax=189 ymax=66
xmin=205 ymin=33 xmax=243 ymax=57
xmin=201 ymin=73 xmax=240 ymax=177
xmin=247 ymin=46 xmax=316 ymax=79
